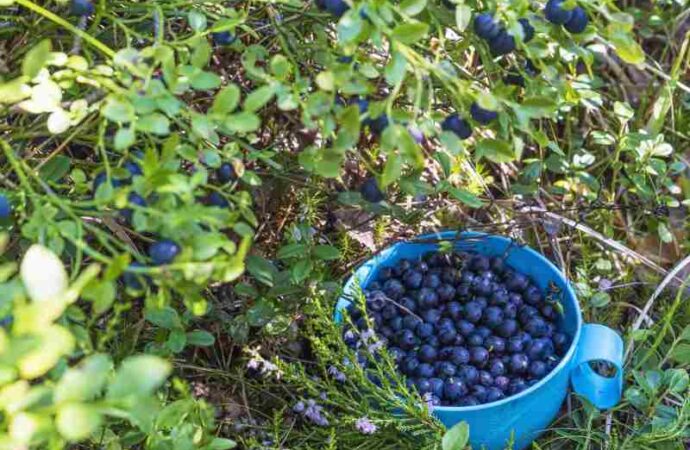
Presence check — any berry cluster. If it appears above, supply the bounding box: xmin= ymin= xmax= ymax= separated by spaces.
xmin=344 ymin=251 xmax=570 ymax=407
xmin=473 ymin=14 xmax=535 ymax=56
xmin=544 ymin=0 xmax=589 ymax=33
xmin=93 ymin=157 xmax=238 ymax=287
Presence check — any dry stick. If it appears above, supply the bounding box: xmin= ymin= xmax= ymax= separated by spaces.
xmin=519 ymin=206 xmax=671 ymax=279
xmin=624 ymin=253 xmax=690 ymax=361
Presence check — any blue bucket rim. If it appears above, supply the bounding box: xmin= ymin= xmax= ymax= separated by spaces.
xmin=337 ymin=231 xmax=583 ymax=413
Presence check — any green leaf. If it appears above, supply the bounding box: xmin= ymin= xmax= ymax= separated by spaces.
xmin=0 ymin=76 xmax=31 ymax=104
xmin=381 ymin=153 xmax=402 ymax=187
xmin=56 ymin=403 xmax=102 ymax=442
xmin=209 ymin=438 xmax=237 ymax=449
xmin=166 ymin=329 xmax=187 ymax=353
xmin=244 ymin=85 xmax=276 ymax=112
xmin=313 ymin=245 xmax=340 ymax=260
xmin=211 ymin=84 xmax=241 ymax=115
xmin=270 ymin=55 xmax=292 ymax=80
xmin=136 ymin=113 xmax=170 ymax=135
xmin=670 ymin=344 xmax=690 ymax=364
xmin=476 ymin=139 xmax=515 ymax=163
xmin=102 ymin=95 xmax=135 ymax=123
xmin=455 ymin=5 xmax=472 ymax=31
xmin=39 ymin=155 xmax=71 ymax=183
xmin=337 ymin=14 xmax=363 ymax=43
xmin=190 ymin=70 xmax=221 ymax=90
xmin=291 ymin=259 xmax=313 ymax=283
xmin=188 ymin=10 xmax=207 ymax=31
xmin=589 ymin=292 xmax=611 ymax=308
xmin=246 ymin=255 xmax=276 ymax=286
xmin=277 ymin=243 xmax=308 ymax=259
xmin=442 ymin=421 xmax=469 ymax=450
xmin=145 ymin=307 xmax=181 ymax=329
xmin=82 ymin=280 xmax=116 ymax=316
xmin=22 ymin=39 xmax=51 ymax=78
xmin=446 ymin=187 xmax=484 ymax=208
xmin=666 ymin=368 xmax=689 ymax=394
xmin=223 ymin=112 xmax=261 ymax=133
xmin=107 ymin=355 xmax=172 ymax=399
xmin=609 ymin=31 xmax=645 ymax=65
xmin=519 ymin=96 xmax=558 ymax=119
xmin=186 ymin=330 xmax=215 ymax=346
xmin=400 ymin=0 xmax=427 ymax=16
xmin=54 ymin=354 xmax=113 ymax=403
xmin=114 ymin=127 xmax=136 ymax=150
xmin=247 ymin=298 xmax=276 ymax=327
xmin=384 ymin=51 xmax=407 ymax=86
xmin=391 ymin=22 xmax=429 ymax=44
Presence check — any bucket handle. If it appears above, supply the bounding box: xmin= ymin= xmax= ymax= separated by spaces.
xmin=571 ymin=324 xmax=624 ymax=409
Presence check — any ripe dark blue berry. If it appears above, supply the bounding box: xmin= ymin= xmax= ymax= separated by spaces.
xmin=486 ymin=386 xmax=505 ymax=402
xmin=208 ymin=191 xmax=230 ymax=208
xmin=470 ymin=102 xmax=498 ymax=125
xmin=441 ymin=114 xmax=472 ymax=140
xmin=430 ymin=377 xmax=445 ymax=397
xmin=450 ymin=347 xmax=470 ymax=365
xmin=417 ymin=363 xmax=435 ymax=378
xmin=369 ymin=114 xmax=390 ymax=135
xmin=416 ymin=378 xmax=433 ymax=394
xmin=418 ymin=288 xmax=439 ymax=309
xmin=485 ymin=336 xmax=506 ymax=353
xmin=525 ymin=318 xmax=549 ymax=337
xmin=544 ymin=0 xmax=574 ymax=25
xmin=419 ymin=344 xmax=438 ymax=362
xmin=496 ymin=319 xmax=518 ymax=338
xmin=71 ymin=0 xmax=94 ymax=16
xmin=483 ymin=306 xmax=504 ymax=328
xmin=473 ymin=13 xmax=500 ymax=40
xmin=564 ymin=6 xmax=588 ymax=33
xmin=402 ymin=270 xmax=423 ymax=289
xmin=397 ymin=329 xmax=418 ymax=350
xmin=444 ymin=377 xmax=467 ymax=400
xmin=509 ymin=353 xmax=529 ymax=374
xmin=383 ymin=278 xmax=405 ymax=299
xmin=494 ymin=375 xmax=510 ymax=391
xmin=149 ymin=239 xmax=181 ymax=265
xmin=529 ymin=360 xmax=548 ymax=378
xmin=518 ymin=18 xmax=535 ymax=42
xmin=123 ymin=161 xmax=142 ymax=177
xmin=489 ymin=29 xmax=516 ymax=56
xmin=416 ymin=322 xmax=435 ymax=339
xmin=489 ymin=359 xmax=506 ymax=376
xmin=478 ymin=370 xmax=494 ymax=387
xmin=321 ymin=0 xmax=350 ymax=17
xmin=438 ymin=361 xmax=457 ymax=378
xmin=402 ymin=356 xmax=420 ymax=375
xmin=458 ymin=364 xmax=479 ymax=384
xmin=472 ymin=385 xmax=488 ymax=402
xmin=464 ymin=301 xmax=483 ymax=323
xmin=470 ymin=347 xmax=490 ymax=367
xmin=552 ymin=332 xmax=569 ymax=353
xmin=456 ymin=320 xmax=475 ymax=336
xmin=218 ymin=163 xmax=238 ymax=183
xmin=0 ymin=195 xmax=11 ymax=219
xmin=360 ymin=178 xmax=385 ymax=203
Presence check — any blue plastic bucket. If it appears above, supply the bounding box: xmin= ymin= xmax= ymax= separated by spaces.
xmin=335 ymin=231 xmax=624 ymax=450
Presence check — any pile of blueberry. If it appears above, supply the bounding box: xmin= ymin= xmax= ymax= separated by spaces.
xmin=344 ymin=251 xmax=570 ymax=407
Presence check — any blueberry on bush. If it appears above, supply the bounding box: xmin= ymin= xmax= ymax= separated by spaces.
xmin=212 ymin=31 xmax=237 ymax=45
xmin=470 ymin=102 xmax=498 ymax=125
xmin=0 ymin=195 xmax=10 ymax=219
xmin=564 ymin=7 xmax=588 ymax=33
xmin=518 ymin=18 xmax=535 ymax=42
xmin=441 ymin=114 xmax=472 ymax=140
xmin=473 ymin=14 xmax=500 ymax=40
xmin=218 ymin=163 xmax=237 ymax=183
xmin=488 ymin=30 xmax=516 ymax=56
xmin=149 ymin=239 xmax=181 ymax=265
xmin=544 ymin=0 xmax=574 ymax=25
xmin=360 ymin=178 xmax=385 ymax=203
xmin=320 ymin=0 xmax=350 ymax=18
xmin=71 ymin=0 xmax=94 ymax=16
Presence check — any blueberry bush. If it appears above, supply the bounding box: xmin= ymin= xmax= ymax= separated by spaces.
xmin=0 ymin=0 xmax=689 ymax=448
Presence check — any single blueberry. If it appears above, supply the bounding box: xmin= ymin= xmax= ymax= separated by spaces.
xmin=523 ymin=285 xmax=543 ymax=305
xmin=476 ymin=326 xmax=492 ymax=338
xmin=0 ymin=195 xmax=11 ymax=219
xmin=426 ymin=335 xmax=440 ymax=347
xmin=508 ymin=292 xmax=524 ymax=307
xmin=416 ymin=322 xmax=435 ymax=339
xmin=397 ymin=329 xmax=418 ymax=350
xmin=489 ymin=358 xmax=506 ymax=376
xmin=70 ymin=0 xmax=94 ymax=16
xmin=402 ymin=356 xmax=420 ymax=375
xmin=485 ymin=336 xmax=506 ymax=353
xmin=458 ymin=365 xmax=479 ymax=384
xmin=494 ymin=375 xmax=510 ymax=391
xmin=422 ymin=273 xmax=441 ymax=289
xmin=403 ymin=315 xmax=420 ymax=330
xmin=389 ymin=316 xmax=404 ymax=331
xmin=419 ymin=344 xmax=438 ymax=363
xmin=552 ymin=332 xmax=569 ymax=354
xmin=489 ymin=29 xmax=516 ymax=56
xmin=322 ymin=0 xmax=350 ymax=17
xmin=369 ymin=114 xmax=390 ymax=135
xmin=470 ymin=102 xmax=499 ymax=125
xmin=338 ymin=55 xmax=354 ymax=64
xmin=467 ymin=333 xmax=484 ymax=347
xmin=495 ymin=319 xmax=518 ymax=338
xmin=122 ymin=262 xmax=148 ymax=290
xmin=208 ymin=191 xmax=230 ymax=208
xmin=564 ymin=6 xmax=588 ymax=33
xmin=540 ymin=303 xmax=558 ymax=321
xmin=450 ymin=346 xmax=470 ymax=365
xmin=383 ymin=278 xmax=405 ymax=300
xmin=503 ymin=303 xmax=518 ymax=319
xmin=458 ymin=395 xmax=480 ymax=406
xmin=416 ymin=378 xmax=433 ymax=394
xmin=456 ymin=320 xmax=475 ymax=336
xmin=360 ymin=177 xmax=385 ymax=203
xmin=470 ymin=346 xmax=490 ymax=367
xmin=418 ymin=288 xmax=439 ymax=309
xmin=472 ymin=384 xmax=488 ymax=402
xmin=388 ymin=346 xmax=405 ymax=363
xmin=416 ymin=363 xmax=435 ymax=378
xmin=218 ymin=163 xmax=237 ymax=183
xmin=437 ymin=284 xmax=456 ymax=302
xmin=149 ymin=239 xmax=181 ymax=265
xmin=456 ymin=283 xmax=472 ymax=298
xmin=366 ymin=291 xmax=386 ymax=311
xmin=399 ymin=296 xmax=417 ymax=312
xmin=472 ymin=277 xmax=493 ymax=296
xmin=461 ymin=271 xmax=476 ymax=284
xmin=438 ymin=361 xmax=457 ymax=378
xmin=439 ymin=327 xmax=458 ymax=345
xmin=430 ymin=377 xmax=445 ymax=397
xmin=529 ymin=360 xmax=548 ymax=378
xmin=402 ymin=270 xmax=423 ymax=289
xmin=505 ymin=272 xmax=529 ymax=292
xmin=544 ymin=0 xmax=574 ymax=24
xmin=525 ymin=318 xmax=549 ymax=337
xmin=381 ymin=304 xmax=398 ymax=320
xmin=446 ymin=302 xmax=463 ymax=320
xmin=123 ymin=161 xmax=143 ymax=177
xmin=441 ymin=114 xmax=472 ymax=140
xmin=212 ymin=31 xmax=237 ymax=45
xmin=473 ymin=13 xmax=500 ymax=40
xmin=478 ymin=370 xmax=494 ymax=387
xmin=518 ymin=305 xmax=540 ymax=325
xmin=518 ymin=18 xmax=535 ymax=42
xmin=526 ymin=338 xmax=554 ymax=360
xmin=482 ymin=306 xmax=504 ymax=329
xmin=509 ymin=378 xmax=528 ymax=395
xmin=509 ymin=353 xmax=529 ymax=374
xmin=464 ymin=301 xmax=483 ymax=323
xmin=491 ymin=289 xmax=509 ymax=306
xmin=443 ymin=377 xmax=467 ymax=400
xmin=486 ymin=386 xmax=505 ymax=403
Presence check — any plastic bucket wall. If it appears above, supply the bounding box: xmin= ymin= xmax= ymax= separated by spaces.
xmin=335 ymin=232 xmax=623 ymax=450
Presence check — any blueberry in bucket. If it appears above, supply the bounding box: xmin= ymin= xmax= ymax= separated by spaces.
xmin=343 ymin=247 xmax=570 ymax=406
